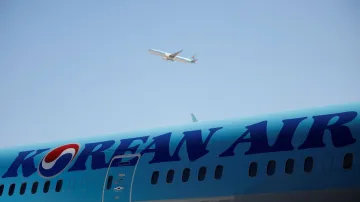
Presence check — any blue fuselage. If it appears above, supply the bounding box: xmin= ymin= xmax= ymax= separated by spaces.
xmin=0 ymin=103 xmax=359 ymax=202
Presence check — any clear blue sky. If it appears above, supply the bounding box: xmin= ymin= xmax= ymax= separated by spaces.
xmin=1 ymin=0 xmax=359 ymax=148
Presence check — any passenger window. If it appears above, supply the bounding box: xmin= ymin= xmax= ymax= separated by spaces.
xmin=285 ymin=158 xmax=294 ymax=174
xmin=198 ymin=167 xmax=206 ymax=181
xmin=20 ymin=182 xmax=27 ymax=195
xmin=214 ymin=165 xmax=223 ymax=180
xmin=249 ymin=162 xmax=257 ymax=177
xmin=182 ymin=168 xmax=190 ymax=182
xmin=267 ymin=160 xmax=276 ymax=176
xmin=31 ymin=182 xmax=38 ymax=194
xmin=304 ymin=157 xmax=313 ymax=173
xmin=0 ymin=184 xmax=4 ymax=196
xmin=106 ymin=176 xmax=113 ymax=189
xmin=166 ymin=169 xmax=175 ymax=183
xmin=43 ymin=180 xmax=50 ymax=193
xmin=151 ymin=171 xmax=159 ymax=185
xmin=343 ymin=153 xmax=353 ymax=170
xmin=56 ymin=180 xmax=63 ymax=192
xmin=8 ymin=183 xmax=15 ymax=196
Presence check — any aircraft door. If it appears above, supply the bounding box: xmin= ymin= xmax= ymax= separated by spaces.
xmin=102 ymin=154 xmax=141 ymax=202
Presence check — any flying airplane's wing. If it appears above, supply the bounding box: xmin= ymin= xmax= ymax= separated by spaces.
xmin=173 ymin=56 xmax=192 ymax=63
xmin=148 ymin=49 xmax=168 ymax=57
xmin=169 ymin=49 xmax=183 ymax=58
xmin=173 ymin=55 xmax=197 ymax=63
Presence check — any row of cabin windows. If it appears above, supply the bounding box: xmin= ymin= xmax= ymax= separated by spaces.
xmin=249 ymin=153 xmax=354 ymax=177
xmin=151 ymin=165 xmax=224 ymax=185
xmin=105 ymin=165 xmax=224 ymax=189
xmin=0 ymin=180 xmax=63 ymax=197
xmin=1 ymin=153 xmax=355 ymax=195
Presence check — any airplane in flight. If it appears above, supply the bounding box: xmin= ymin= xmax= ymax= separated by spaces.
xmin=148 ymin=49 xmax=198 ymax=63
xmin=0 ymin=102 xmax=359 ymax=202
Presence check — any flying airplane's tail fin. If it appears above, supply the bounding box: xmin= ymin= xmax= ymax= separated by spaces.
xmin=190 ymin=113 xmax=198 ymax=122
xmin=191 ymin=54 xmax=198 ymax=63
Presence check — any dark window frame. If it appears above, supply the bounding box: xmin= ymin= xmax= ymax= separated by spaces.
xmin=55 ymin=180 xmax=63 ymax=192
xmin=166 ymin=169 xmax=175 ymax=183
xmin=343 ymin=153 xmax=353 ymax=170
xmin=285 ymin=158 xmax=295 ymax=174
xmin=214 ymin=165 xmax=223 ymax=180
xmin=8 ymin=183 xmax=15 ymax=196
xmin=43 ymin=180 xmax=50 ymax=193
xmin=151 ymin=171 xmax=159 ymax=185
xmin=249 ymin=162 xmax=258 ymax=177
xmin=31 ymin=182 xmax=38 ymax=194
xmin=182 ymin=168 xmax=190 ymax=182
xmin=304 ymin=156 xmax=313 ymax=173
xmin=0 ymin=184 xmax=4 ymax=196
xmin=198 ymin=166 xmax=207 ymax=181
xmin=267 ymin=160 xmax=276 ymax=176
xmin=106 ymin=176 xmax=113 ymax=189
xmin=20 ymin=182 xmax=27 ymax=195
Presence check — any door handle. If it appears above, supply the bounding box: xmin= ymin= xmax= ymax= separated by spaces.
xmin=114 ymin=186 xmax=124 ymax=192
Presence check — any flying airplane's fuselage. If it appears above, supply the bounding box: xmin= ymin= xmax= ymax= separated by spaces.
xmin=162 ymin=54 xmax=175 ymax=61
xmin=0 ymin=103 xmax=360 ymax=202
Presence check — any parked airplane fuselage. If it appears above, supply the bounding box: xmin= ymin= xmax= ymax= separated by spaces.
xmin=0 ymin=103 xmax=359 ymax=202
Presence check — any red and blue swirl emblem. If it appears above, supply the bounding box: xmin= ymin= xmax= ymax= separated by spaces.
xmin=38 ymin=143 xmax=80 ymax=178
